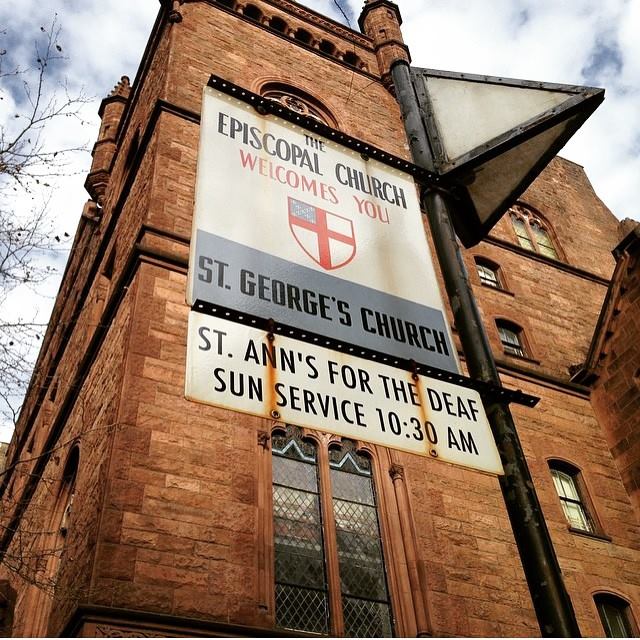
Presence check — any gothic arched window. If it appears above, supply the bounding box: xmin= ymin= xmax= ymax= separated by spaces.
xmin=271 ymin=427 xmax=392 ymax=636
xmin=272 ymin=429 xmax=328 ymax=634
xmin=509 ymin=204 xmax=560 ymax=260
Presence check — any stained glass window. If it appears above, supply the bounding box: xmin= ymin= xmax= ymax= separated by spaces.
xmin=511 ymin=214 xmax=535 ymax=251
xmin=272 ymin=432 xmax=394 ymax=637
xmin=272 ymin=428 xmax=329 ymax=634
xmin=330 ymin=443 xmax=393 ymax=638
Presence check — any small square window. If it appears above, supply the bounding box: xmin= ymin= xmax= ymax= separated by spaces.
xmin=477 ymin=263 xmax=500 ymax=288
xmin=497 ymin=322 xmax=526 ymax=358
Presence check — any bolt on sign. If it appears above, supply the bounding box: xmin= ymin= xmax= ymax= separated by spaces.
xmin=187 ymin=85 xmax=459 ymax=374
xmin=186 ymin=311 xmax=503 ymax=475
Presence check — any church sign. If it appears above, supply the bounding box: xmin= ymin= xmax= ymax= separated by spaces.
xmin=187 ymin=86 xmax=459 ymax=374
xmin=186 ymin=311 xmax=502 ymax=475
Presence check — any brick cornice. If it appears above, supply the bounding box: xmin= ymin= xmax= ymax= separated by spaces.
xmin=264 ymin=0 xmax=371 ymax=46
xmin=483 ymin=235 xmax=611 ymax=286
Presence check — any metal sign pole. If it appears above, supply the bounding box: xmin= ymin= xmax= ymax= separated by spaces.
xmin=391 ymin=59 xmax=582 ymax=638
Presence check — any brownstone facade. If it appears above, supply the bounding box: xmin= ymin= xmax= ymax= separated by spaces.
xmin=574 ymin=223 xmax=640 ymax=521
xmin=0 ymin=0 xmax=638 ymax=637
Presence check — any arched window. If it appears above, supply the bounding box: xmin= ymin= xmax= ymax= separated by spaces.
xmin=294 ymin=28 xmax=313 ymax=45
xmin=242 ymin=4 xmax=262 ymax=22
xmin=496 ymin=320 xmax=528 ymax=358
xmin=595 ymin=593 xmax=636 ymax=637
xmin=271 ymin=427 xmax=392 ymax=636
xmin=269 ymin=15 xmax=287 ymax=33
xmin=319 ymin=39 xmax=336 ymax=56
xmin=343 ymin=51 xmax=360 ymax=68
xmin=272 ymin=429 xmax=328 ymax=633
xmin=509 ymin=204 xmax=560 ymax=259
xmin=260 ymin=83 xmax=337 ymax=128
xmin=474 ymin=257 xmax=502 ymax=289
xmin=549 ymin=460 xmax=595 ymax=533
xmin=328 ymin=441 xmax=392 ymax=637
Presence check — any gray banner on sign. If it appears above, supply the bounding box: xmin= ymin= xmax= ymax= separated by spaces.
xmin=192 ymin=230 xmax=458 ymax=372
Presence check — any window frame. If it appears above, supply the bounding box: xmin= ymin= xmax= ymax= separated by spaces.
xmin=594 ymin=593 xmax=637 ymax=638
xmin=496 ymin=320 xmax=529 ymax=359
xmin=473 ymin=257 xmax=506 ymax=291
xmin=508 ymin=203 xmax=562 ymax=261
xmin=327 ymin=442 xmax=394 ymax=637
xmin=22 ymin=446 xmax=79 ymax=637
xmin=270 ymin=428 xmax=395 ymax=637
xmin=548 ymin=460 xmax=606 ymax=538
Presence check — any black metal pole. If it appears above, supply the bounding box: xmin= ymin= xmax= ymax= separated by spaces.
xmin=391 ymin=59 xmax=581 ymax=638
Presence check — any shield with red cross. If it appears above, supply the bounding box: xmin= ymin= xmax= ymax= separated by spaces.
xmin=288 ymin=197 xmax=356 ymax=271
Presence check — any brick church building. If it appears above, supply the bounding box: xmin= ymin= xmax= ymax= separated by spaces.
xmin=1 ymin=0 xmax=639 ymax=636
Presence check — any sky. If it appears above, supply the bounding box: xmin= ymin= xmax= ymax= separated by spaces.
xmin=0 ymin=0 xmax=638 ymax=441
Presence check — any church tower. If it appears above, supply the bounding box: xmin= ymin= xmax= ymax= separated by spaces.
xmin=1 ymin=0 xmax=638 ymax=637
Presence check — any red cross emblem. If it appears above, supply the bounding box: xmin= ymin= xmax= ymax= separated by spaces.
xmin=288 ymin=197 xmax=356 ymax=271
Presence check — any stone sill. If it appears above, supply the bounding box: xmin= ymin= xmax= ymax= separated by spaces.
xmin=568 ymin=526 xmax=612 ymax=543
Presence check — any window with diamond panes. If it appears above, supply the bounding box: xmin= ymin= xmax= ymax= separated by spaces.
xmin=272 ymin=431 xmax=329 ymax=634
xmin=272 ymin=431 xmax=394 ymax=637
xmin=329 ymin=443 xmax=393 ymax=638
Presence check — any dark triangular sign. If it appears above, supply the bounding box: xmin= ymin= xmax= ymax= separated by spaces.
xmin=411 ymin=68 xmax=604 ymax=247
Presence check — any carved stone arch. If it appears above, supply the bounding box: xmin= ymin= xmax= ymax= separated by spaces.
xmin=343 ymin=50 xmax=360 ymax=68
xmin=252 ymin=77 xmax=341 ymax=129
xmin=242 ymin=3 xmax=263 ymax=22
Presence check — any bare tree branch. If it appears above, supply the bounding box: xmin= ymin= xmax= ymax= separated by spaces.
xmin=0 ymin=16 xmax=89 ymax=425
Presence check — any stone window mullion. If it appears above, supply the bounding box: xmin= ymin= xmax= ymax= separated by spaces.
xmin=317 ymin=441 xmax=346 ymax=636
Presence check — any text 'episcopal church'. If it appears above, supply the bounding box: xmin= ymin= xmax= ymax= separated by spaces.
xmin=1 ymin=0 xmax=639 ymax=637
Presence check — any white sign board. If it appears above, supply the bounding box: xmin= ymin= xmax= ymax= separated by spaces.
xmin=186 ymin=311 xmax=503 ymax=475
xmin=187 ymin=86 xmax=459 ymax=373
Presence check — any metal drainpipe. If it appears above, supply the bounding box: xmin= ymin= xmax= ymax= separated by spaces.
xmin=391 ymin=59 xmax=582 ymax=638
